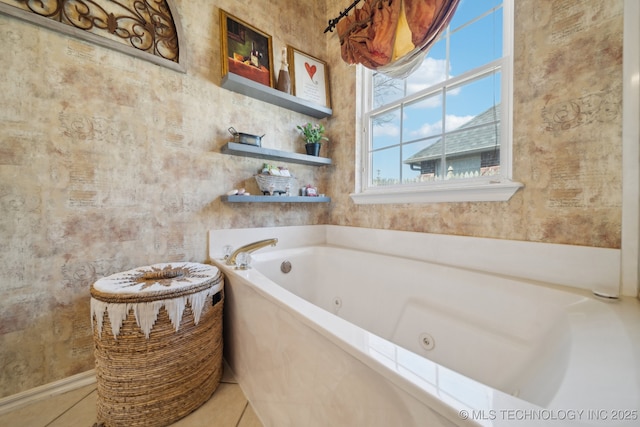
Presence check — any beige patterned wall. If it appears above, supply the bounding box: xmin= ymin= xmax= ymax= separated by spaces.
xmin=0 ymin=0 xmax=624 ymax=398
xmin=0 ymin=0 xmax=330 ymax=398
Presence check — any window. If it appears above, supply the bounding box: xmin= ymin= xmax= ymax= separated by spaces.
xmin=351 ymin=0 xmax=521 ymax=204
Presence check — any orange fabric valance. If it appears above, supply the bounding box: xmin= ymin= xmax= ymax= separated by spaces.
xmin=336 ymin=0 xmax=459 ymax=78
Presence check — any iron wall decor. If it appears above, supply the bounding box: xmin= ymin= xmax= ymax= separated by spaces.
xmin=287 ymin=46 xmax=331 ymax=109
xmin=220 ymin=10 xmax=274 ymax=88
xmin=0 ymin=0 xmax=183 ymax=72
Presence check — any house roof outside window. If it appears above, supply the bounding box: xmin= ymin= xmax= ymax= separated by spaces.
xmin=404 ymin=104 xmax=501 ymax=166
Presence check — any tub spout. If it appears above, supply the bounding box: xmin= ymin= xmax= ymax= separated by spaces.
xmin=226 ymin=238 xmax=278 ymax=265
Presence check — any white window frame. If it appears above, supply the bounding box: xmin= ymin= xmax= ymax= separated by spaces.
xmin=351 ymin=0 xmax=522 ymax=204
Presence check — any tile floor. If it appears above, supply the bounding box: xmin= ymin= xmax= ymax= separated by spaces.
xmin=0 ymin=362 xmax=263 ymax=427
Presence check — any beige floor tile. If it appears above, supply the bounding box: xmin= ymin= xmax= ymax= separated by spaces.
xmin=171 ymin=382 xmax=249 ymax=427
xmin=48 ymin=390 xmax=97 ymax=427
xmin=0 ymin=362 xmax=262 ymax=427
xmin=0 ymin=384 xmax=95 ymax=427
xmin=238 ymin=404 xmax=264 ymax=427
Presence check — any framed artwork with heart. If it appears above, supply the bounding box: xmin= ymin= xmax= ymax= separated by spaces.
xmin=287 ymin=46 xmax=331 ymax=109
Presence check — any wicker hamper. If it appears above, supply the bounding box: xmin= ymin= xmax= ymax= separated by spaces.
xmin=90 ymin=262 xmax=224 ymax=427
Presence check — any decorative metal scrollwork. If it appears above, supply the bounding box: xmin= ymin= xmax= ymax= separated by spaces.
xmin=10 ymin=0 xmax=179 ymax=62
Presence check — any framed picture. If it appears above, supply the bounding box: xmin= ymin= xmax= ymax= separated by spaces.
xmin=220 ymin=10 xmax=274 ymax=88
xmin=288 ymin=46 xmax=331 ymax=108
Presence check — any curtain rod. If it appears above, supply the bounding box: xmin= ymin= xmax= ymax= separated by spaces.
xmin=324 ymin=0 xmax=362 ymax=33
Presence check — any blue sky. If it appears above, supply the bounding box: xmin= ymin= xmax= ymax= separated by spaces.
xmin=370 ymin=0 xmax=504 ymax=184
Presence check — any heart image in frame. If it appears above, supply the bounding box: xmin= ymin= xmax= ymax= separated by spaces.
xmin=304 ymin=62 xmax=317 ymax=81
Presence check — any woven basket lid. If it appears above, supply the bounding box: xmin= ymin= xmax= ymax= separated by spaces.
xmin=90 ymin=262 xmax=221 ymax=303
xmin=90 ymin=262 xmax=222 ymax=339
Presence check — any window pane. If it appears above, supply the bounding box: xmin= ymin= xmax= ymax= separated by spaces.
xmin=450 ymin=9 xmax=502 ymax=76
xmin=373 ymin=73 xmax=404 ymax=108
xmin=402 ymin=93 xmax=443 ymax=142
xmin=371 ymin=108 xmax=401 ymax=150
xmin=371 ymin=147 xmax=400 ymax=186
xmin=445 ymin=72 xmax=501 ymax=132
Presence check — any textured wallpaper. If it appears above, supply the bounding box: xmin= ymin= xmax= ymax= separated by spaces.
xmin=0 ymin=0 xmax=330 ymax=397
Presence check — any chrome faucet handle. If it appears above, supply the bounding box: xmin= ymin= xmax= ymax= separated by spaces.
xmin=222 ymin=245 xmax=234 ymax=260
xmin=235 ymin=252 xmax=251 ymax=269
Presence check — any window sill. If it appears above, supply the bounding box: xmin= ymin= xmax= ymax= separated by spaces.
xmin=350 ymin=178 xmax=524 ymax=204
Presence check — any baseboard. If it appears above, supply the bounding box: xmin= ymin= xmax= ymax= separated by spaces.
xmin=0 ymin=370 xmax=96 ymax=415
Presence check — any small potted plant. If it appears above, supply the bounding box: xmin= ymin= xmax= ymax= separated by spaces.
xmin=297 ymin=122 xmax=328 ymax=156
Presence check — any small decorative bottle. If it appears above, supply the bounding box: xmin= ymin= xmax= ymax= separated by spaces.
xmin=250 ymin=42 xmax=260 ymax=68
xmin=276 ymin=47 xmax=291 ymax=94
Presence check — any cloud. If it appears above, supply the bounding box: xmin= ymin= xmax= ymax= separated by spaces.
xmin=411 ymin=121 xmax=442 ymax=138
xmin=373 ymin=121 xmax=400 ymax=137
xmin=445 ymin=114 xmax=475 ymax=131
xmin=407 ymin=114 xmax=475 ymax=139
xmin=406 ymin=57 xmax=449 ymax=93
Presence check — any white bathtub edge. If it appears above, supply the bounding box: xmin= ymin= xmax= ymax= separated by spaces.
xmin=209 ymin=224 xmax=624 ymax=296
xmin=324 ymin=225 xmax=622 ymax=296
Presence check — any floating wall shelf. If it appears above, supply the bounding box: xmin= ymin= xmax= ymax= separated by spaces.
xmin=221 ymin=142 xmax=332 ymax=166
xmin=222 ymin=195 xmax=331 ymax=203
xmin=221 ymin=73 xmax=332 ymax=119
xmin=220 ymin=142 xmax=331 ymax=204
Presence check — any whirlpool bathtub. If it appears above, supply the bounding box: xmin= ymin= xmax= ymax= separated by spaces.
xmin=209 ymin=225 xmax=640 ymax=427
